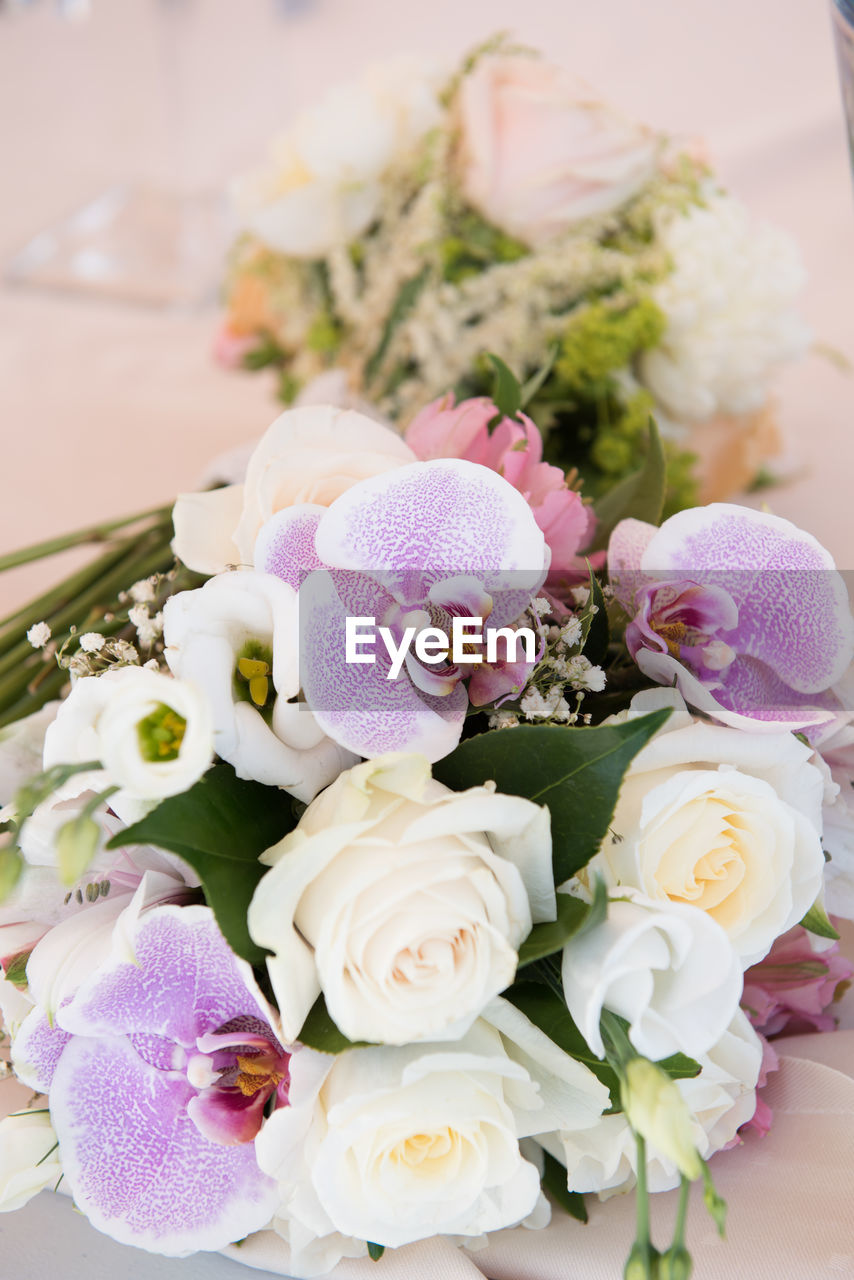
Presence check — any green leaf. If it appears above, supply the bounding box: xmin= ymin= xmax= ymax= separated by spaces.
xmin=0 ymin=844 xmax=23 ymax=904
xmin=487 ymin=353 xmax=523 ymax=422
xmin=2 ymin=950 xmax=31 ymax=988
xmin=800 ymin=898 xmax=840 ymax=941
xmin=581 ymin=565 xmax=609 ymax=667
xmin=657 ymin=1052 xmax=702 ymax=1082
xmin=701 ymin=1163 xmax=727 ymax=1237
xmin=520 ymin=343 xmax=559 ymax=409
xmin=506 ymin=981 xmax=621 ymax=1105
xmin=590 ymin=418 xmax=666 ymax=553
xmin=573 ymin=875 xmax=608 ymax=941
xmin=433 ymin=709 xmax=671 ymax=884
xmin=517 ymin=893 xmax=588 ymax=968
xmin=107 ymin=759 xmax=296 ymax=965
xmin=367 ymin=1243 xmax=385 ymax=1262
xmin=298 ymin=995 xmax=372 ymax=1054
xmin=365 ymin=268 xmax=429 ymax=387
xmin=541 ymin=1149 xmax=587 ymax=1222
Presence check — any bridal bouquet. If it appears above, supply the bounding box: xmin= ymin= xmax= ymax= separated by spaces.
xmin=1 ymin=370 xmax=852 ymax=1280
xmin=219 ymin=38 xmax=809 ymax=510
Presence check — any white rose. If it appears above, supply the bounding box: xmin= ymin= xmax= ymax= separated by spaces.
xmin=163 ymin=569 xmax=354 ymax=803
xmin=639 ymin=193 xmax=808 ymax=422
xmin=588 ymin=689 xmax=825 ymax=965
xmin=256 ymin=1018 xmax=604 ymax=1267
xmin=232 ymin=57 xmax=441 ymax=259
xmin=172 ymin=405 xmax=415 ymax=576
xmin=43 ymin=667 xmax=213 ymax=806
xmin=561 ymin=889 xmax=742 ymax=1061
xmin=456 ymin=54 xmax=658 ymax=247
xmin=545 ymin=1009 xmax=762 ymax=1196
xmin=248 ymin=753 xmax=555 ymax=1045
xmin=0 ymin=1104 xmax=62 ymax=1212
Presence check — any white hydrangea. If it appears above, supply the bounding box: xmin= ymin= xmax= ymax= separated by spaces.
xmin=639 ymin=193 xmax=809 ymax=422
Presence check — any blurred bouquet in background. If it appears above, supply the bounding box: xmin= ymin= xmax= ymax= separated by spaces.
xmin=219 ymin=37 xmax=809 ymax=511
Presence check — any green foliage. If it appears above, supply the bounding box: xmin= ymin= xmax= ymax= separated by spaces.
xmin=507 ymin=981 xmax=622 ymax=1105
xmin=298 ymin=995 xmax=371 ymax=1054
xmin=367 ymin=1243 xmax=386 ymax=1262
xmin=108 ymin=759 xmax=296 ymax=966
xmin=365 ymin=267 xmax=430 ymax=387
xmin=487 ymin=354 xmax=523 ymax=422
xmin=541 ymin=1149 xmax=588 ymax=1222
xmin=2 ymin=950 xmax=30 ymax=988
xmin=555 ymin=298 xmax=665 ymax=398
xmin=800 ymin=898 xmax=840 ymax=941
xmin=590 ymin=419 xmax=666 ymax=553
xmin=439 ymin=208 xmax=527 ymax=283
xmin=433 ymin=709 xmax=671 ymax=884
xmin=517 ymin=893 xmax=590 ymax=968
xmin=306 ymin=312 xmax=342 ymax=355
xmin=242 ymin=334 xmax=287 ymax=372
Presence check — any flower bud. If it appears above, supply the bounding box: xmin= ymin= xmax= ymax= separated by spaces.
xmin=658 ymin=1245 xmax=692 ymax=1280
xmin=621 ymin=1058 xmax=702 ymax=1181
xmin=56 ymin=813 xmax=100 ymax=885
xmin=624 ymin=1242 xmax=659 ymax=1280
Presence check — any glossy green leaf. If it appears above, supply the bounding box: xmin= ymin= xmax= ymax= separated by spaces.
xmin=297 ymin=994 xmax=371 ymax=1054
xmin=590 ymin=419 xmax=665 ymax=553
xmin=582 ymin=566 xmax=610 ymax=668
xmin=367 ymin=1243 xmax=386 ymax=1262
xmin=800 ymin=898 xmax=840 ymax=941
xmin=433 ymin=709 xmax=671 ymax=884
xmin=506 ymin=981 xmax=621 ymax=1105
xmin=517 ymin=893 xmax=588 ymax=968
xmin=107 ymin=759 xmax=296 ymax=965
xmin=487 ymin=353 xmax=523 ymax=421
xmin=541 ymin=1150 xmax=587 ymax=1223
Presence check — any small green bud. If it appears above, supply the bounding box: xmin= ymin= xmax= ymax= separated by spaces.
xmin=621 ymin=1058 xmax=702 ymax=1182
xmin=56 ymin=815 xmax=101 ymax=886
xmin=624 ymin=1242 xmax=659 ymax=1279
xmin=658 ymin=1245 xmax=692 ymax=1280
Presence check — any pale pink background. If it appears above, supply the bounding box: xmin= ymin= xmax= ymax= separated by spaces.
xmin=0 ymin=3 xmax=853 ymax=1277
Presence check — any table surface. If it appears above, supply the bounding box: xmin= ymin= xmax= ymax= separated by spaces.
xmin=1 ymin=2 xmax=853 ymax=1278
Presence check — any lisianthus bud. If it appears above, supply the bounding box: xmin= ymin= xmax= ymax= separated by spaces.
xmin=624 ymin=1242 xmax=659 ymax=1280
xmin=621 ymin=1058 xmax=702 ymax=1182
xmin=658 ymin=1245 xmax=692 ymax=1280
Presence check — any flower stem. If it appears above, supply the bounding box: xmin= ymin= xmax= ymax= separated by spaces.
xmin=0 ymin=504 xmax=172 ymax=573
xmin=672 ymin=1176 xmax=690 ymax=1251
xmin=635 ymin=1133 xmax=651 ymax=1253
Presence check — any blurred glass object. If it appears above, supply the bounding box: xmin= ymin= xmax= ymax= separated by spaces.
xmin=4 ymin=0 xmax=228 ymax=307
xmin=832 ymin=0 xmax=854 ymax=175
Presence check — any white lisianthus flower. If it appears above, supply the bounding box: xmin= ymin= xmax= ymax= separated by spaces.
xmin=171 ymin=404 xmax=415 ymax=576
xmin=0 ymin=1104 xmax=62 ymax=1212
xmin=248 ymin=753 xmax=556 ymax=1046
xmin=544 ymin=1009 xmax=762 ymax=1197
xmin=256 ymin=1018 xmax=607 ymax=1271
xmin=639 ymin=193 xmax=808 ymax=422
xmin=163 ymin=569 xmax=354 ymax=803
xmin=43 ymin=667 xmax=213 ymax=806
xmin=0 ymin=701 xmax=60 ymax=806
xmin=561 ymin=889 xmax=742 ymax=1061
xmin=587 ymin=689 xmax=825 ymax=966
xmin=231 ymin=57 xmax=441 ymax=259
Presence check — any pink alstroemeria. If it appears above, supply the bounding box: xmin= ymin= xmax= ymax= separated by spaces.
xmin=255 ymin=457 xmax=548 ymax=760
xmin=742 ymin=925 xmax=853 ymax=1038
xmin=19 ymin=904 xmax=284 ymax=1256
xmin=609 ymin=504 xmax=854 ymax=732
xmin=406 ymin=395 xmax=596 ymax=593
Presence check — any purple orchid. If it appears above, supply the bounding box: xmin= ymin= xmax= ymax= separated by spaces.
xmin=609 ymin=504 xmax=854 ymax=732
xmin=255 ymin=458 xmax=548 ymax=760
xmin=15 ymin=904 xmax=286 ymax=1256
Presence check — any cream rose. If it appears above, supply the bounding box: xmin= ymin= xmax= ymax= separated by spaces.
xmin=256 ymin=1018 xmax=607 ymax=1268
xmin=0 ymin=1104 xmax=62 ymax=1213
xmin=248 ymin=753 xmax=555 ymax=1045
xmin=42 ymin=667 xmax=213 ymax=808
xmin=163 ymin=569 xmax=354 ymax=803
xmin=561 ymin=889 xmax=742 ymax=1061
xmin=232 ymin=57 xmax=441 ymax=259
xmin=456 ymin=54 xmax=658 ymax=247
xmin=544 ymin=1009 xmax=762 ymax=1196
xmin=171 ymin=404 xmax=416 ymax=576
xmin=587 ymin=689 xmax=825 ymax=965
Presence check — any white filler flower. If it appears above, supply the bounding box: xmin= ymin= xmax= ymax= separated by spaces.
xmin=639 ymin=193 xmax=808 ymax=421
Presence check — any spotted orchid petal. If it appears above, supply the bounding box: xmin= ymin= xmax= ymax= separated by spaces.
xmin=314 ymin=458 xmax=548 ymax=607
xmin=11 ymin=1006 xmax=71 ymax=1092
xmin=254 ymin=505 xmax=327 ymax=590
xmin=50 ymin=1034 xmax=278 ymax=1255
xmin=300 ymin=569 xmax=468 ymax=761
xmin=56 ymin=905 xmax=273 ymax=1043
xmin=609 ymin=505 xmax=854 ymax=731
